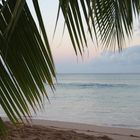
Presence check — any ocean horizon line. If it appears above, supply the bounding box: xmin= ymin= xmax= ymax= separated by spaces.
xmin=56 ymin=72 xmax=140 ymax=75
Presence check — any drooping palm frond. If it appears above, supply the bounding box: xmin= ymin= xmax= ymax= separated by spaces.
xmin=0 ymin=0 xmax=140 ymax=137
xmin=0 ymin=0 xmax=56 ymax=136
xmin=58 ymin=0 xmax=140 ymax=53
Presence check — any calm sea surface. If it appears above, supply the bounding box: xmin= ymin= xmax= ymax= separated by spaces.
xmin=1 ymin=74 xmax=140 ymax=129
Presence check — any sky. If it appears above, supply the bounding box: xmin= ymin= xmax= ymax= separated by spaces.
xmin=28 ymin=1 xmax=140 ymax=73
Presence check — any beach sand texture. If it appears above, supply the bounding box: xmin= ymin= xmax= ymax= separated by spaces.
xmin=1 ymin=120 xmax=140 ymax=140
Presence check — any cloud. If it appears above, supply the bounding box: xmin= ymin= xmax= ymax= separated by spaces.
xmin=94 ymin=46 xmax=140 ymax=64
xmin=90 ymin=45 xmax=140 ymax=73
xmin=55 ymin=45 xmax=140 ymax=73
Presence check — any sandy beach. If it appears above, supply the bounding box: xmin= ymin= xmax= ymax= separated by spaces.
xmin=2 ymin=119 xmax=140 ymax=140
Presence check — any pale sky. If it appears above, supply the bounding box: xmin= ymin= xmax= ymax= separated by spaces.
xmin=28 ymin=1 xmax=140 ymax=73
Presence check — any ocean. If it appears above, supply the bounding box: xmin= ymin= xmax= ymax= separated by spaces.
xmin=36 ymin=73 xmax=140 ymax=129
xmin=1 ymin=74 xmax=140 ymax=129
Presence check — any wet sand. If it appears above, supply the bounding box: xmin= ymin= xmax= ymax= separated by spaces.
xmin=1 ymin=120 xmax=140 ymax=140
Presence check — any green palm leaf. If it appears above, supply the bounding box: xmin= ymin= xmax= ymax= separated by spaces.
xmin=0 ymin=0 xmax=56 ymax=136
xmin=59 ymin=0 xmax=140 ymax=52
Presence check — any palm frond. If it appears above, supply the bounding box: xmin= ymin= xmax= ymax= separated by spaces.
xmin=0 ymin=0 xmax=56 ymax=135
xmin=58 ymin=0 xmax=140 ymax=52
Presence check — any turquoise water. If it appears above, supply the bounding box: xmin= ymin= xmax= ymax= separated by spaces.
xmin=1 ymin=74 xmax=140 ymax=129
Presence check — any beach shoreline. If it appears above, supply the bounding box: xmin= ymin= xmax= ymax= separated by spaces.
xmin=2 ymin=119 xmax=140 ymax=140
